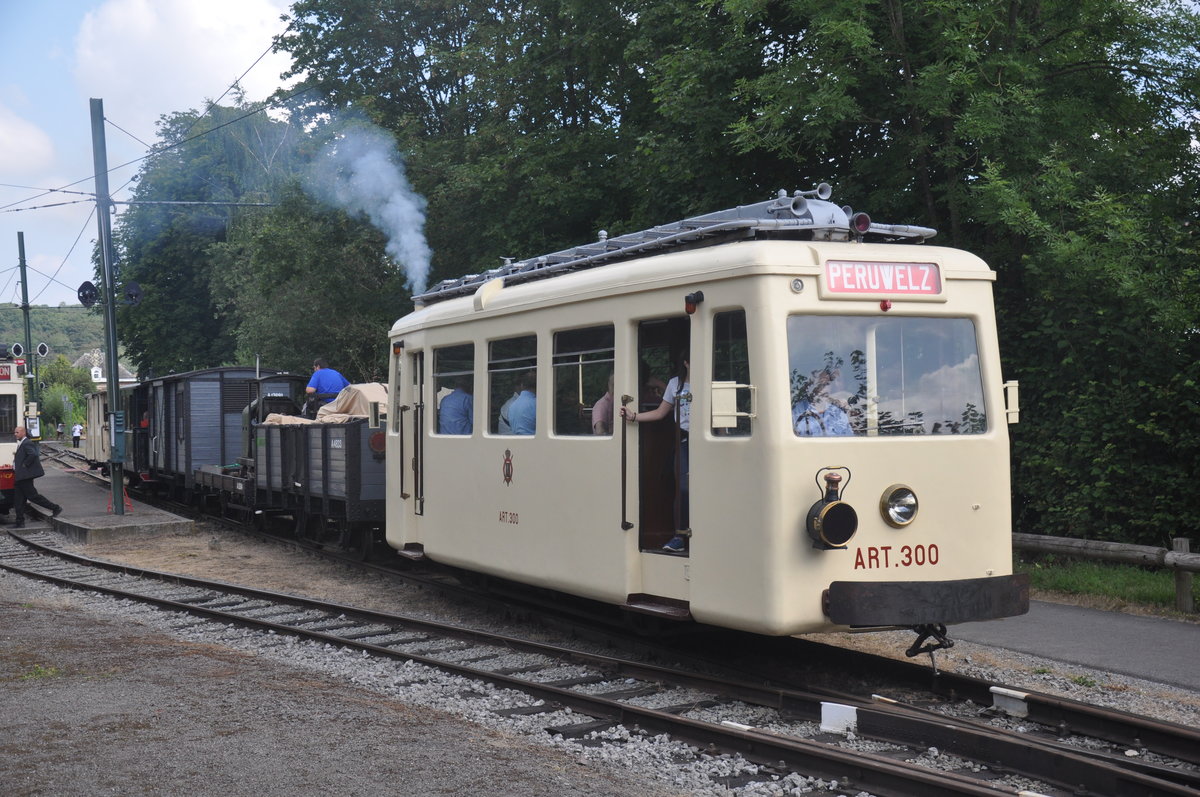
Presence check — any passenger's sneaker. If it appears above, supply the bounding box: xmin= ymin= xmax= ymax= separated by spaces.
xmin=662 ymin=535 xmax=686 ymax=552
xmin=52 ymin=506 xmax=62 ymax=517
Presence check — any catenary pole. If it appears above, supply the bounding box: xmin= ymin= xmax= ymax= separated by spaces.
xmin=89 ymin=98 xmax=125 ymax=514
xmin=15 ymin=233 xmax=34 ymax=418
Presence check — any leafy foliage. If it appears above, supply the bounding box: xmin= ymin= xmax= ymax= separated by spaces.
xmin=37 ymin=355 xmax=95 ymax=428
xmin=0 ymin=306 xmax=105 ymax=362
xmin=111 ymin=99 xmax=415 ymax=383
xmin=209 ymin=185 xmax=408 ymax=379
xmin=113 ymin=102 xmax=305 ymax=376
xmin=979 ymin=157 xmax=1200 ymax=543
xmin=632 ymin=0 xmax=1200 ymax=543
xmin=39 ymin=354 xmax=96 ymax=395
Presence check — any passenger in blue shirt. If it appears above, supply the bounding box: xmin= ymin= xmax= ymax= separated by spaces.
xmin=507 ymin=371 xmax=536 ymax=435
xmin=307 ymin=358 xmax=350 ymax=404
xmin=438 ymin=378 xmax=473 ymax=434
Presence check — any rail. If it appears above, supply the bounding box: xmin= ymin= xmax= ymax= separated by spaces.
xmin=1013 ymin=533 xmax=1197 ymax=613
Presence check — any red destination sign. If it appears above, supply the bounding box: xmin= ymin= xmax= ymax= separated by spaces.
xmin=824 ymin=260 xmax=941 ymax=295
xmin=0 ymin=365 xmax=9 ymax=380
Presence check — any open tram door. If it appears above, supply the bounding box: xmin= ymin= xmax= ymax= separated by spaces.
xmin=634 ymin=317 xmax=691 ymax=553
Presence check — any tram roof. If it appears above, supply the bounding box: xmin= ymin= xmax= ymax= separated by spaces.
xmin=412 ymin=186 xmax=936 ymax=307
xmin=141 ymin=366 xmax=297 ymax=384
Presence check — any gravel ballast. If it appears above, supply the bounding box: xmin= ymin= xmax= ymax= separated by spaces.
xmin=0 ymin=578 xmax=685 ymax=797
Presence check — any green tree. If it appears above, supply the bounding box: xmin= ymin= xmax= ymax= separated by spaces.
xmin=113 ymin=101 xmax=304 ymax=376
xmin=0 ymin=307 xmax=105 ymax=364
xmin=40 ymin=386 xmax=85 ymax=430
xmin=40 ymin=354 xmax=96 ymax=396
xmin=978 ymin=155 xmax=1200 ymax=544
xmin=278 ymin=0 xmax=691 ymax=286
xmin=209 ymin=185 xmax=408 ymax=380
xmin=626 ymin=0 xmax=1200 ymax=543
xmin=36 ymin=355 xmax=95 ymax=430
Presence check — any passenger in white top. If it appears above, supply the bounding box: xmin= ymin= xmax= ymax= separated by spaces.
xmin=621 ymin=357 xmax=691 ymax=552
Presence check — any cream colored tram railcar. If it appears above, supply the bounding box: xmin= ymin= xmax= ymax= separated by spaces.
xmin=0 ymin=357 xmax=25 ymax=467
xmin=385 ymin=188 xmax=1028 ymax=642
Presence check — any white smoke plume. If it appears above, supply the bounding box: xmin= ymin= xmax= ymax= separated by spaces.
xmin=307 ymin=122 xmax=432 ymax=294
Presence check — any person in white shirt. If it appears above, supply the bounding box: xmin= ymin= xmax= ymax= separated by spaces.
xmin=621 ymin=356 xmax=691 ymax=553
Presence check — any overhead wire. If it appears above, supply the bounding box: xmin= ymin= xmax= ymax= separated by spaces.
xmin=29 ymin=205 xmax=98 ymax=304
xmin=0 ymin=177 xmax=95 ymax=212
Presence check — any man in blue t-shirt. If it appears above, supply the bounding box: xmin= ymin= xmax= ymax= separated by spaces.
xmin=438 ymin=377 xmax=473 ymax=434
xmin=307 ymin=358 xmax=350 ymax=404
xmin=507 ymin=371 xmax=536 ymax=435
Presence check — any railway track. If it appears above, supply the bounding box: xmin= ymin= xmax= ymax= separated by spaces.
xmin=45 ymin=445 xmax=1200 ymax=766
xmin=4 ymin=529 xmax=1196 ymax=797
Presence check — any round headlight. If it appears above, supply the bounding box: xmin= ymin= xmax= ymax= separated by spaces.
xmin=881 ymin=484 xmax=918 ymax=527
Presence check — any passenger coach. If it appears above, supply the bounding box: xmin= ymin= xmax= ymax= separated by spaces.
xmin=385 ymin=186 xmax=1029 ymax=650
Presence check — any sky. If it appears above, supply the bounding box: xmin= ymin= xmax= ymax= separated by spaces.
xmin=0 ymin=0 xmax=297 ymax=309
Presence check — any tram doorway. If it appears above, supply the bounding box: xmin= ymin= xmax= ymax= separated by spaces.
xmin=635 ymin=317 xmax=690 ymax=553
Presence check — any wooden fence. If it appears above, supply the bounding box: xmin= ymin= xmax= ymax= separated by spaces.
xmin=1012 ymin=533 xmax=1197 ymax=613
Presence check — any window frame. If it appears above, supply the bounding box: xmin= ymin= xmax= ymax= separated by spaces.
xmin=551 ymin=324 xmax=615 ymax=437
xmin=488 ymin=334 xmax=538 ymax=436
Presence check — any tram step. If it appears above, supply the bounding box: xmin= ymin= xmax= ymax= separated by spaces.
xmin=622 ymin=594 xmax=692 ymax=620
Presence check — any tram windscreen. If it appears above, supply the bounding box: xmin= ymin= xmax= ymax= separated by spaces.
xmin=787 ymin=316 xmax=986 ymax=436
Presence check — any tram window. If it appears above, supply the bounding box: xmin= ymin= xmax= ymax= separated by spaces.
xmin=712 ymin=310 xmax=751 ymax=437
xmin=0 ymin=395 xmax=14 ymax=442
xmin=489 ymin=335 xmax=537 ymax=435
xmin=553 ymin=326 xmax=615 ymax=436
xmin=434 ymin=344 xmax=474 ymax=435
xmin=390 ymin=348 xmax=403 ymax=434
xmin=787 ymin=316 xmax=987 ymax=436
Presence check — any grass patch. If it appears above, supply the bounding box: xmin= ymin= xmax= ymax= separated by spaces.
xmin=1016 ymin=556 xmax=1198 ymax=611
xmin=19 ymin=664 xmax=61 ymax=680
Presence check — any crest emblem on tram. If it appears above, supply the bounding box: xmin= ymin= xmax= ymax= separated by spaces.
xmin=502 ymin=449 xmax=514 ymax=485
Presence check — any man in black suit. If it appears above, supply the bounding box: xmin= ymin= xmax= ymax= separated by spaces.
xmin=13 ymin=426 xmax=62 ymax=528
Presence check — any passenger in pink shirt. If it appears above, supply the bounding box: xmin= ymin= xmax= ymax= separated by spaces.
xmin=591 ymin=374 xmax=614 ymax=435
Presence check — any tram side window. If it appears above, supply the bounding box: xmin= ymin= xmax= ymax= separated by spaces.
xmin=434 ymin=344 xmax=474 ymax=435
xmin=712 ymin=310 xmax=751 ymax=437
xmin=0 ymin=395 xmax=15 ymax=443
xmin=786 ymin=315 xmax=987 ymax=436
xmin=490 ymin=335 xmax=537 ymax=435
xmin=390 ymin=347 xmax=403 ymax=434
xmin=553 ymin=326 xmax=615 ymax=436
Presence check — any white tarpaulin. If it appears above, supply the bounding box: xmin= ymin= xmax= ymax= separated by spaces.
xmin=261 ymin=383 xmax=388 ymax=424
xmin=317 ymin=382 xmax=388 ymax=419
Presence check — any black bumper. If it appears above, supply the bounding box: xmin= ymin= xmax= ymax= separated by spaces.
xmin=824 ymin=573 xmax=1030 ymax=627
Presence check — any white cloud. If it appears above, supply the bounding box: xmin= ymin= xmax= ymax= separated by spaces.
xmin=0 ymin=104 xmax=56 ymax=177
xmin=72 ymin=0 xmax=295 ymax=139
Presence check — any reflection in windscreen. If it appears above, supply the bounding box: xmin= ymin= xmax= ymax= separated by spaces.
xmin=787 ymin=316 xmax=986 ymax=436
